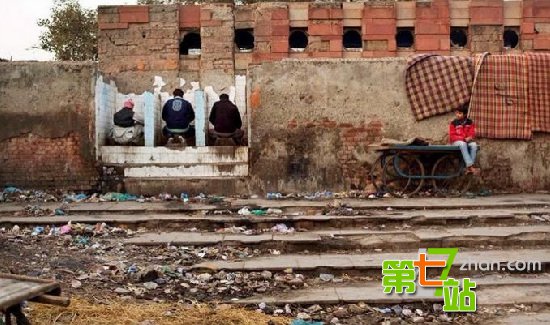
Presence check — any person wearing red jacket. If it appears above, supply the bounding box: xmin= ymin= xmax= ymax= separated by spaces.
xmin=449 ymin=105 xmax=479 ymax=173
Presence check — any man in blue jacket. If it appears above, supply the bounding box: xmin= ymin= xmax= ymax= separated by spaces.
xmin=162 ymin=88 xmax=195 ymax=144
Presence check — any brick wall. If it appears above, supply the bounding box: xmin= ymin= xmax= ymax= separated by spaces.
xmin=0 ymin=133 xmax=97 ymax=190
xmin=97 ymin=1 xmax=550 ymax=93
xmin=0 ymin=62 xmax=98 ymax=190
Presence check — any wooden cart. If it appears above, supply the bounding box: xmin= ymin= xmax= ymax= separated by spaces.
xmin=1 ymin=274 xmax=70 ymax=325
xmin=370 ymin=144 xmax=476 ymax=196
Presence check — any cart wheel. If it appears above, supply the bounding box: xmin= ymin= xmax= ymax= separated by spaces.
xmin=369 ymin=154 xmax=393 ymax=192
xmin=382 ymin=155 xmax=425 ymax=196
xmin=431 ymin=154 xmax=473 ymax=196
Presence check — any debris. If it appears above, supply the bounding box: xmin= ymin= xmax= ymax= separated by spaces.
xmin=238 ymin=207 xmax=251 ymax=216
xmin=251 ymin=209 xmax=267 ymax=216
xmin=143 ymin=282 xmax=159 ymax=290
xmin=402 ymin=308 xmax=412 ymax=317
xmin=296 ymin=312 xmax=311 ymax=320
xmin=412 ymin=316 xmax=425 ymax=323
xmin=71 ymin=280 xmax=82 ymax=288
xmin=271 ymin=223 xmax=295 ymax=233
xmin=31 ymin=226 xmax=44 ymax=236
xmin=266 ymin=192 xmax=283 ymax=200
xmin=319 ymin=273 xmax=335 ymax=282
xmin=266 ymin=208 xmax=283 ymax=215
xmin=291 ymin=319 xmax=323 ymax=325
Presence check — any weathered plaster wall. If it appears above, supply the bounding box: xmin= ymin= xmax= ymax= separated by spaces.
xmin=248 ymin=58 xmax=550 ymax=193
xmin=0 ymin=62 xmax=98 ymax=189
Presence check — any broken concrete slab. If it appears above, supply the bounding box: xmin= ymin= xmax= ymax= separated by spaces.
xmin=192 ymin=248 xmax=550 ymax=271
xmin=496 ymin=312 xmax=550 ymax=324
xmin=4 ymin=207 xmax=549 ymax=225
xmin=124 ymin=225 xmax=550 ymax=248
xmin=234 ymin=276 xmax=550 ymax=306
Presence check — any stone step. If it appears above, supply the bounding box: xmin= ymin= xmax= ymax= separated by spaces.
xmin=124 ymin=225 xmax=550 ymax=249
xmin=190 ymin=248 xmax=549 ymax=272
xmin=2 ymin=208 xmax=547 ymax=227
xmin=100 ymin=146 xmax=248 ymax=165
xmin=233 ymin=275 xmax=550 ymax=306
xmin=1 ymin=194 xmax=549 ymax=216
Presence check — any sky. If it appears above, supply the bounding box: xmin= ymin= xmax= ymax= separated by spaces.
xmin=0 ymin=0 xmax=135 ymax=61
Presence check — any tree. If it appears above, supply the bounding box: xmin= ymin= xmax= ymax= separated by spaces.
xmin=38 ymin=0 xmax=97 ymax=61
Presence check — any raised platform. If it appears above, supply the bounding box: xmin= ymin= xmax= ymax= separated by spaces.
xmin=99 ymin=146 xmax=249 ymax=178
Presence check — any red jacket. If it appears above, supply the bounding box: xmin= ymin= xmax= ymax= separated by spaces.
xmin=449 ymin=118 xmax=475 ymax=143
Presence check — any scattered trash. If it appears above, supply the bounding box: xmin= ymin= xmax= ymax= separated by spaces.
xmin=270 ymin=223 xmax=295 ymax=233
xmin=180 ymin=193 xmax=189 ymax=203
xmin=266 ymin=192 xmax=283 ymax=200
xmin=251 ymin=209 xmax=267 ymax=216
xmin=31 ymin=226 xmax=44 ymax=236
xmin=238 ymin=207 xmax=251 ymax=215
xmin=101 ymin=192 xmax=138 ymax=202
xmin=266 ymin=208 xmax=283 ymax=215
xmin=71 ymin=280 xmax=82 ymax=288
xmin=319 ymin=273 xmax=335 ymax=282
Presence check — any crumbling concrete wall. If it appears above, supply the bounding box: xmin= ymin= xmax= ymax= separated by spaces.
xmin=0 ymin=62 xmax=98 ymax=190
xmin=248 ymin=58 xmax=550 ymax=193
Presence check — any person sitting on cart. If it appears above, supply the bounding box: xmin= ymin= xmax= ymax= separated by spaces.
xmin=449 ymin=103 xmax=479 ymax=174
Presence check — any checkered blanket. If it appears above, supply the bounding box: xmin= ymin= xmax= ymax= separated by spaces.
xmin=405 ymin=54 xmax=473 ymax=121
xmin=469 ymin=54 xmax=532 ymax=139
xmin=526 ymin=53 xmax=550 ymax=133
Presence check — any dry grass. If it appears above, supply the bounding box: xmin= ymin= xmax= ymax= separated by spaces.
xmin=29 ymin=298 xmax=291 ymax=325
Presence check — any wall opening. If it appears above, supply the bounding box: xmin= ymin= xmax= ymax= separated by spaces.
xmin=396 ymin=27 xmax=414 ymax=48
xmin=289 ymin=28 xmax=308 ymax=50
xmin=235 ymin=28 xmax=254 ymax=51
xmin=343 ymin=28 xmax=362 ymax=49
xmin=450 ymin=27 xmax=468 ymax=48
xmin=180 ymin=32 xmax=201 ymax=55
xmin=503 ymin=27 xmax=519 ymax=49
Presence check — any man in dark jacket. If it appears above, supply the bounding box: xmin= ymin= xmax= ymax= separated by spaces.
xmin=111 ymin=99 xmax=144 ymax=145
xmin=162 ymin=88 xmax=195 ymax=143
xmin=208 ymin=94 xmax=244 ymax=145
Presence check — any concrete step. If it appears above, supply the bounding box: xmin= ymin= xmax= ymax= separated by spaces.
xmin=233 ymin=275 xmax=550 ymax=306
xmin=1 ymin=194 xmax=549 ymax=215
xmin=190 ymin=248 xmax=549 ymax=272
xmin=2 ymin=208 xmax=547 ymax=227
xmin=124 ymin=225 xmax=550 ymax=249
xmin=100 ymin=146 xmax=248 ymax=165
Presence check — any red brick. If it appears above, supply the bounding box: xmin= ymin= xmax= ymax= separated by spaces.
xmin=309 ymin=8 xmax=330 ymax=20
xmin=416 ymin=37 xmax=441 ymax=51
xmin=309 ymin=23 xmax=342 ymax=36
xmin=534 ymin=6 xmax=550 ymax=18
xmin=416 ymin=6 xmax=439 ymax=20
xmin=235 ymin=8 xmax=254 ymax=22
xmin=272 ymin=25 xmax=290 ymax=36
xmin=179 ymin=5 xmax=200 ymax=28
xmin=272 ymin=8 xmax=289 ymax=20
xmin=523 ymin=0 xmax=534 ymax=18
xmin=364 ymin=22 xmax=395 ymax=35
xmin=271 ymin=40 xmax=288 ymax=53
xmin=522 ymin=22 xmax=535 ymax=34
xmin=255 ymin=24 xmax=272 ymax=37
xmin=330 ymin=39 xmax=343 ymax=52
xmin=470 ymin=7 xmax=504 ymax=25
xmin=471 ymin=0 xmax=505 ymax=7
xmin=99 ymin=22 xmax=129 ymax=30
xmin=119 ymin=6 xmax=149 ymax=23
xmin=330 ymin=9 xmax=344 ymax=19
xmin=364 ymin=7 xmax=395 ymax=19
xmin=416 ymin=21 xmax=449 ymax=35
xmin=533 ymin=37 xmax=550 ymax=50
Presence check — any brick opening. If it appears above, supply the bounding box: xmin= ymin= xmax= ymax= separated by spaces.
xmin=450 ymin=27 xmax=468 ymax=48
xmin=503 ymin=28 xmax=519 ymax=49
xmin=343 ymin=28 xmax=362 ymax=49
xmin=396 ymin=27 xmax=414 ymax=48
xmin=180 ymin=32 xmax=201 ymax=55
xmin=289 ymin=28 xmax=308 ymax=49
xmin=235 ymin=28 xmax=254 ymax=51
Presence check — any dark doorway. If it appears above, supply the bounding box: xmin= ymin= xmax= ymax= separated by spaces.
xmin=396 ymin=27 xmax=414 ymax=48
xmin=450 ymin=27 xmax=468 ymax=48
xmin=180 ymin=32 xmax=201 ymax=55
xmin=235 ymin=28 xmax=254 ymax=50
xmin=289 ymin=28 xmax=308 ymax=49
xmin=343 ymin=28 xmax=362 ymax=49
xmin=503 ymin=28 xmax=519 ymax=49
